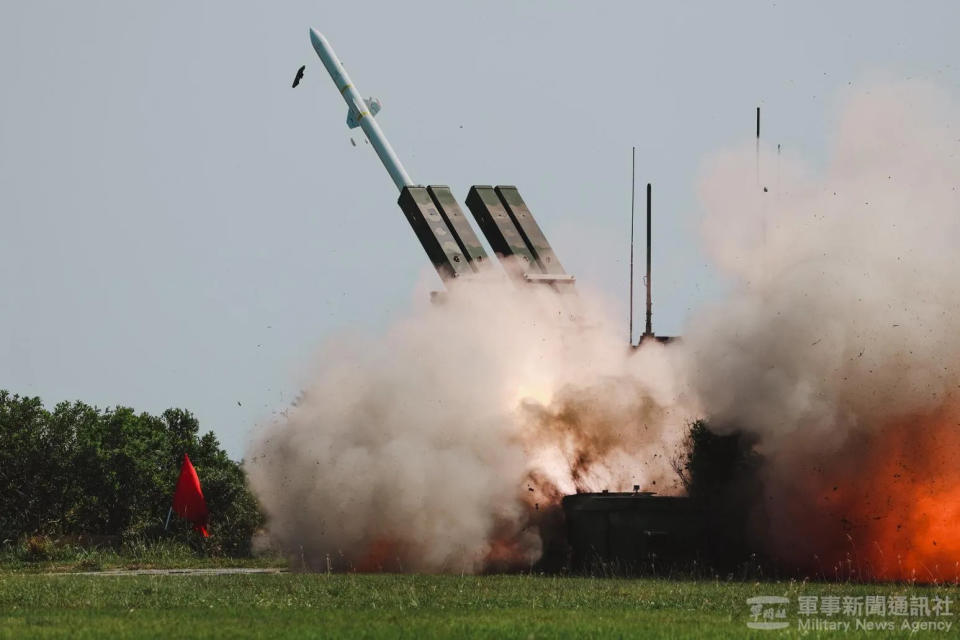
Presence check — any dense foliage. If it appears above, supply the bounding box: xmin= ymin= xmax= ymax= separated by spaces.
xmin=678 ymin=420 xmax=760 ymax=501
xmin=0 ymin=390 xmax=262 ymax=556
xmin=676 ymin=420 xmax=764 ymax=571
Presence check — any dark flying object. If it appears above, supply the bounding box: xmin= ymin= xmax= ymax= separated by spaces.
xmin=292 ymin=65 xmax=305 ymax=88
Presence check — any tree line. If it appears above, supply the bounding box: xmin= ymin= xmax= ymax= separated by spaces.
xmin=0 ymin=390 xmax=262 ymax=555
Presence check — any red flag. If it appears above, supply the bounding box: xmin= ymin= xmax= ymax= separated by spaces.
xmin=172 ymin=454 xmax=209 ymax=537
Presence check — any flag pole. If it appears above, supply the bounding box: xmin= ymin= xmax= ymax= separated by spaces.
xmin=164 ymin=506 xmax=173 ymax=530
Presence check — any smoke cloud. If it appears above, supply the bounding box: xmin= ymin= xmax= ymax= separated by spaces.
xmin=246 ymin=270 xmax=693 ymax=573
xmin=248 ymin=79 xmax=960 ymax=579
xmin=684 ymin=80 xmax=960 ymax=579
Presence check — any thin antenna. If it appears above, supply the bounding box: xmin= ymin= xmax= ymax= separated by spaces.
xmin=629 ymin=147 xmax=636 ymax=346
xmin=644 ymin=183 xmax=653 ymax=338
xmin=757 ymin=108 xmax=767 ymax=277
xmin=777 ymin=143 xmax=781 ymax=194
xmin=755 ymin=107 xmax=760 ymax=186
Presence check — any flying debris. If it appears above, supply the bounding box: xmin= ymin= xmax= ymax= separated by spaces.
xmin=292 ymin=65 xmax=305 ymax=88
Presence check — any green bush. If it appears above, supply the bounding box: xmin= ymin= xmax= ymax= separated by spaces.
xmin=675 ymin=420 xmax=764 ymax=572
xmin=0 ymin=391 xmax=263 ymax=557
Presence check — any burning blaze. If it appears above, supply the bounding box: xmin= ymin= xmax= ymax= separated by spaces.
xmin=847 ymin=411 xmax=960 ymax=581
xmin=764 ymin=407 xmax=960 ymax=582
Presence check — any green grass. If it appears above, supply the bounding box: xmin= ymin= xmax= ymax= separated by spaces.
xmin=1 ymin=573 xmax=958 ymax=639
xmin=0 ymin=540 xmax=286 ymax=574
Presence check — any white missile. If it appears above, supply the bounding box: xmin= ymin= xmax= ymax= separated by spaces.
xmin=309 ymin=29 xmax=414 ymax=190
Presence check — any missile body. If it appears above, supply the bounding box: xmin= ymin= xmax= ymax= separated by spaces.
xmin=309 ymin=29 xmax=413 ymax=190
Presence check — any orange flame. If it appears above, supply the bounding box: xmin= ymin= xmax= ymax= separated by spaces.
xmin=766 ymin=407 xmax=960 ymax=582
xmin=851 ymin=412 xmax=960 ymax=581
xmin=354 ymin=537 xmax=402 ymax=572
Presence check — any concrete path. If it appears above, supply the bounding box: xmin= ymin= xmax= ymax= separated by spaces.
xmin=48 ymin=567 xmax=288 ymax=576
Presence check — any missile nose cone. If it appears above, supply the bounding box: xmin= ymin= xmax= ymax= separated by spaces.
xmin=309 ymin=28 xmax=327 ymax=54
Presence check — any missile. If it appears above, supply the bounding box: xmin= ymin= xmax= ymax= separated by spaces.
xmin=309 ymin=29 xmax=413 ymax=190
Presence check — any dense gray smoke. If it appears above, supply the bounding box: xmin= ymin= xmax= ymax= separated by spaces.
xmin=682 ymin=81 xmax=960 ymax=578
xmin=246 ymin=271 xmax=693 ymax=573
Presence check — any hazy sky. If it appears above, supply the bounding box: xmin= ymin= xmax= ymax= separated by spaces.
xmin=2 ymin=1 xmax=958 ymax=458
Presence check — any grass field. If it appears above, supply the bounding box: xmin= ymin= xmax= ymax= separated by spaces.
xmin=0 ymin=541 xmax=285 ymax=574
xmin=2 ymin=571 xmax=959 ymax=639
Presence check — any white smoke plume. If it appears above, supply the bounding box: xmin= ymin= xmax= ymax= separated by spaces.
xmin=248 ymin=79 xmax=960 ymax=578
xmin=682 ymin=80 xmax=960 ymax=577
xmin=686 ymin=80 xmax=960 ymax=452
xmin=246 ymin=269 xmax=693 ymax=573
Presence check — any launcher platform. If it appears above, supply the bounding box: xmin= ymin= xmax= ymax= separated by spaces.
xmin=310 ymin=29 xmax=573 ymax=291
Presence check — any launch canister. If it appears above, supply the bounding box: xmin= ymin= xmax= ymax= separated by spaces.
xmin=309 ymin=29 xmax=414 ymax=190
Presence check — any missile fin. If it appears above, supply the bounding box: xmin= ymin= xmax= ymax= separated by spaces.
xmin=346 ymin=97 xmax=381 ymax=129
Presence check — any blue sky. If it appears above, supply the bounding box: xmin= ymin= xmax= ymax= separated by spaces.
xmin=1 ymin=1 xmax=957 ymax=457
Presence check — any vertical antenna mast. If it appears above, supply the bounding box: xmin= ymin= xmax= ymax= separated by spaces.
xmin=629 ymin=147 xmax=636 ymax=346
xmin=757 ymin=106 xmax=767 ymax=267
xmin=777 ymin=142 xmax=781 ymax=195
xmin=644 ymin=183 xmax=653 ymax=337
xmin=755 ymin=107 xmax=760 ymax=186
